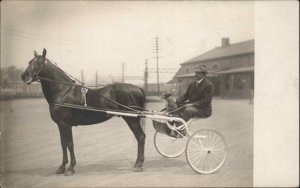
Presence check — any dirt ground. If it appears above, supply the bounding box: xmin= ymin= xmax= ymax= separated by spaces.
xmin=1 ymin=97 xmax=253 ymax=187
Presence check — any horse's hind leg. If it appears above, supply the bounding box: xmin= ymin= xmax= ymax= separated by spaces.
xmin=123 ymin=117 xmax=146 ymax=172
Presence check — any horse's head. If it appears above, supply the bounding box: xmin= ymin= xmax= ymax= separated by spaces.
xmin=21 ymin=48 xmax=47 ymax=84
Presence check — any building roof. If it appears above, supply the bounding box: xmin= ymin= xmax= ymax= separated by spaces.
xmin=183 ymin=39 xmax=254 ymax=64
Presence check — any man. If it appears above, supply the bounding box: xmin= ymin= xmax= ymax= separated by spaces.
xmin=177 ymin=65 xmax=214 ymax=122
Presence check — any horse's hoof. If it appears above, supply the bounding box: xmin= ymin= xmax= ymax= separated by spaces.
xmin=133 ymin=166 xmax=143 ymax=172
xmin=64 ymin=169 xmax=75 ymax=176
xmin=56 ymin=167 xmax=65 ymax=174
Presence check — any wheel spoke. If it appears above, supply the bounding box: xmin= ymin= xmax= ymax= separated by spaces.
xmin=209 ymin=134 xmax=220 ymax=147
xmin=188 ymin=144 xmax=202 ymax=152
xmin=207 ymin=154 xmax=216 ymax=169
xmin=209 ymin=153 xmax=220 ymax=169
xmin=189 ymin=150 xmax=204 ymax=166
xmin=209 ymin=141 xmax=225 ymax=150
xmin=209 ymin=132 xmax=217 ymax=147
xmin=202 ymin=155 xmax=207 ymax=172
xmin=191 ymin=153 xmax=202 ymax=166
xmin=210 ymin=151 xmax=223 ymax=163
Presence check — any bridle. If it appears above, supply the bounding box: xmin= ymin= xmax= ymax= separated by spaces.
xmin=29 ymin=58 xmax=78 ymax=85
xmin=28 ymin=57 xmax=46 ymax=83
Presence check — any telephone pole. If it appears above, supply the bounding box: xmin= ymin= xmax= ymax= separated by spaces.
xmin=153 ymin=36 xmax=162 ymax=95
xmin=144 ymin=59 xmax=148 ymax=93
xmin=81 ymin=70 xmax=84 ymax=85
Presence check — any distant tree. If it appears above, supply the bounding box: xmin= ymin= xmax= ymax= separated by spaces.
xmin=0 ymin=65 xmax=23 ymax=87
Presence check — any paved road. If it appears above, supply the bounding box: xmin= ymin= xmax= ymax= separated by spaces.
xmin=1 ymin=97 xmax=253 ymax=187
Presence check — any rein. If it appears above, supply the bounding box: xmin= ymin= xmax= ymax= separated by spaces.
xmin=37 ymin=76 xmax=186 ymax=115
xmin=33 ymin=59 xmax=185 ymax=115
xmin=167 ymin=106 xmax=186 ymax=114
xmin=36 ymin=76 xmax=141 ymax=113
xmin=31 ymin=59 xmax=141 ymax=112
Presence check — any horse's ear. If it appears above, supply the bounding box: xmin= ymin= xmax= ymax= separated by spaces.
xmin=34 ymin=50 xmax=38 ymax=58
xmin=42 ymin=48 xmax=47 ymax=58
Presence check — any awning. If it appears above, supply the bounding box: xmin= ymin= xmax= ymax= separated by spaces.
xmin=166 ymin=77 xmax=179 ymax=84
xmin=175 ymin=72 xmax=218 ymax=78
xmin=217 ymin=66 xmax=254 ymax=74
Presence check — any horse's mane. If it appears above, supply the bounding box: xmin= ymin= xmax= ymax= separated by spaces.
xmin=45 ymin=59 xmax=78 ymax=84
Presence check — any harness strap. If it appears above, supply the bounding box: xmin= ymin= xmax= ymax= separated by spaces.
xmin=30 ymin=59 xmax=142 ymax=113
xmin=81 ymin=88 xmax=88 ymax=107
xmin=36 ymin=76 xmax=141 ymax=113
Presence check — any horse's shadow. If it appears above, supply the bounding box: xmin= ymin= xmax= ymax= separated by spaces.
xmin=76 ymin=157 xmax=188 ymax=175
xmin=10 ymin=157 xmax=187 ymax=176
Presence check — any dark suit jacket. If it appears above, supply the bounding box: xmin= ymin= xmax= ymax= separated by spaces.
xmin=177 ymin=78 xmax=214 ymax=117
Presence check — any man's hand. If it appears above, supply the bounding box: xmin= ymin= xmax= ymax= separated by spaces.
xmin=184 ymin=103 xmax=193 ymax=107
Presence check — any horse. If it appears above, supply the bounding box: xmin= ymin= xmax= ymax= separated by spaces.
xmin=21 ymin=48 xmax=146 ymax=176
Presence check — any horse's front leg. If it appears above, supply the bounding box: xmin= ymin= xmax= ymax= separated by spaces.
xmin=57 ymin=123 xmax=77 ymax=176
xmin=56 ymin=126 xmax=68 ymax=174
xmin=64 ymin=125 xmax=77 ymax=176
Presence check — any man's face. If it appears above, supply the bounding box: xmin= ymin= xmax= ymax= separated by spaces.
xmin=195 ymin=72 xmax=205 ymax=81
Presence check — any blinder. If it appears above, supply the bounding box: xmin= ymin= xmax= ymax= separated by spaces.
xmin=28 ymin=57 xmax=46 ymax=82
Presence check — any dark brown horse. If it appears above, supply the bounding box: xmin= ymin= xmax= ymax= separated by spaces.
xmin=21 ymin=49 xmax=146 ymax=176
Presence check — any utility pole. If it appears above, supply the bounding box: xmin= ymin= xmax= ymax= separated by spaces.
xmin=81 ymin=70 xmax=84 ymax=85
xmin=144 ymin=59 xmax=148 ymax=93
xmin=153 ymin=36 xmax=162 ymax=95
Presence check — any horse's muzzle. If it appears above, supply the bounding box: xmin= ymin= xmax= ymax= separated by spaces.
xmin=21 ymin=72 xmax=33 ymax=85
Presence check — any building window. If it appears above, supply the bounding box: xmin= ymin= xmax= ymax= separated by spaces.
xmin=224 ymin=75 xmax=230 ymax=90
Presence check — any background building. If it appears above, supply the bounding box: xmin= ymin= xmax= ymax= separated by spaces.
xmin=174 ymin=38 xmax=254 ymax=99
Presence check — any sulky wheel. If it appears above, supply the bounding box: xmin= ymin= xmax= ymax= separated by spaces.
xmin=154 ymin=131 xmax=186 ymax=158
xmin=186 ymin=129 xmax=227 ymax=174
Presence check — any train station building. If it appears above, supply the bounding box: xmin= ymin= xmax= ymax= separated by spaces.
xmin=173 ymin=38 xmax=254 ymax=99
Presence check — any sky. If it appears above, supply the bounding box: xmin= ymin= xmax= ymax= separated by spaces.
xmin=1 ymin=1 xmax=254 ymax=84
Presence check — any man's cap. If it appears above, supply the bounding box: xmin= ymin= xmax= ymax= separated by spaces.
xmin=195 ymin=65 xmax=208 ymax=74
